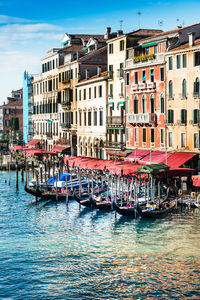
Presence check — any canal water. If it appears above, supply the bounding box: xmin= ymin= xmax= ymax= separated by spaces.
xmin=0 ymin=171 xmax=200 ymax=299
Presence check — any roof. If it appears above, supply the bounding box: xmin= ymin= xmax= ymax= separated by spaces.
xmin=3 ymin=99 xmax=22 ymax=107
xmin=68 ymin=34 xmax=105 ymax=43
xmin=26 ymin=139 xmax=40 ymax=146
xmin=125 ymin=150 xmax=150 ymax=162
xmin=78 ymin=71 xmax=108 ymax=84
xmin=138 ymin=163 xmax=169 ymax=175
xmin=107 ymin=29 xmax=163 ymax=42
xmin=168 ymin=37 xmax=200 ymax=52
xmin=140 ymin=22 xmax=200 ymax=43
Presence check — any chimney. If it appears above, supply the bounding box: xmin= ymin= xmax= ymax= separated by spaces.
xmin=97 ymin=66 xmax=101 ymax=76
xmin=117 ymin=30 xmax=123 ymax=37
xmin=188 ymin=32 xmax=195 ymax=47
xmin=85 ymin=69 xmax=89 ymax=80
xmin=104 ymin=27 xmax=111 ymax=39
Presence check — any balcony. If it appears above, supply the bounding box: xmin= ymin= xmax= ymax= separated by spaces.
xmin=128 ymin=113 xmax=157 ymax=126
xmin=117 ymin=69 xmax=124 ymax=78
xmin=106 ymin=116 xmax=125 ymax=126
xmin=61 ymin=101 xmax=72 ymax=109
xmin=106 ymin=141 xmax=126 ymax=149
xmin=108 ymin=71 xmax=114 ymax=80
xmin=147 ymin=82 xmax=156 ymax=89
xmin=131 ymin=84 xmax=138 ymax=91
xmin=138 ymin=83 xmax=146 ymax=90
xmin=61 ymin=123 xmax=71 ymax=129
xmin=126 ymin=53 xmax=165 ymax=68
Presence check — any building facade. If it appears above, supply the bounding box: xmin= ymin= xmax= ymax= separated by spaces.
xmin=76 ymin=71 xmax=107 ymax=158
xmin=23 ymin=71 xmax=34 ymax=144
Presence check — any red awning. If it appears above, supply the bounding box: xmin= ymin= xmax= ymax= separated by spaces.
xmin=52 ymin=146 xmax=69 ymax=153
xmin=125 ymin=150 xmax=150 ymax=162
xmin=140 ymin=151 xmax=171 ymax=164
xmin=168 ymin=168 xmax=196 ymax=177
xmin=26 ymin=139 xmax=40 ymax=146
xmin=166 ymin=152 xmax=197 ymax=168
xmin=23 ymin=149 xmax=57 ymax=157
xmin=106 ymin=151 xmax=127 ymax=157
xmin=9 ymin=145 xmax=23 ymax=151
xmin=192 ymin=175 xmax=200 ymax=187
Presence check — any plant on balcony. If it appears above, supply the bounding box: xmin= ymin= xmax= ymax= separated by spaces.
xmin=133 ymin=54 xmax=155 ymax=63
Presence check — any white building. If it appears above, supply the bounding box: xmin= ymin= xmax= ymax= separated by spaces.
xmin=76 ymin=70 xmax=108 ymax=159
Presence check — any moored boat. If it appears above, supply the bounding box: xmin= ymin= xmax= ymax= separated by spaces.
xmin=136 ymin=199 xmax=176 ymax=219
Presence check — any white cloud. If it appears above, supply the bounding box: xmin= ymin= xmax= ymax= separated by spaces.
xmin=0 ymin=14 xmax=31 ymax=24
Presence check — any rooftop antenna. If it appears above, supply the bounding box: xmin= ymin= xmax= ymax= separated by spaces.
xmin=137 ymin=12 xmax=142 ymax=29
xmin=120 ymin=20 xmax=123 ymax=31
xmin=158 ymin=20 xmax=164 ymax=28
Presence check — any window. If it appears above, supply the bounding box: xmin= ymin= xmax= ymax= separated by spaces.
xmin=134 ymin=96 xmax=138 ymax=114
xmin=5 ymin=109 xmax=10 ymax=115
xmin=183 ymin=54 xmax=187 ymax=68
xmin=109 ymin=65 xmax=113 ymax=79
xmin=181 ymin=132 xmax=186 ymax=148
xmin=109 ymin=43 xmax=113 ymax=54
xmin=79 ymin=111 xmax=82 ymax=126
xmin=151 ymin=128 xmax=155 ymax=144
xmin=168 ymin=132 xmax=173 ymax=147
xmin=160 ymin=67 xmax=164 ymax=81
xmin=79 ymin=90 xmax=81 ymax=101
xmin=126 ymin=72 xmax=130 ymax=86
xmin=88 ymin=111 xmax=91 ymax=126
xmin=142 ymin=95 xmax=146 ymax=113
xmin=75 ymin=68 xmax=78 ymax=78
xmin=169 ymin=56 xmax=173 ymax=70
xmin=194 ymin=133 xmax=199 ymax=148
xmin=89 ymin=88 xmax=91 ymax=99
xmin=176 ymin=55 xmax=181 ymax=69
xmin=180 ymin=109 xmax=187 ymax=124
xmin=109 ymin=84 xmax=113 ymax=97
xmin=99 ymin=85 xmax=102 ymax=97
xmin=83 ymin=89 xmax=86 ymax=100
xmin=126 ymin=97 xmax=130 ymax=114
xmin=160 ymin=128 xmax=164 ymax=146
xmin=93 ymin=111 xmax=97 ymax=126
xmin=150 ymin=94 xmax=155 ymax=113
xmin=120 ymin=82 xmax=124 ymax=96
xmin=99 ymin=111 xmax=103 ymax=126
xmin=134 ymin=128 xmax=138 ymax=145
xmin=135 ymin=72 xmax=138 ymax=84
xmin=119 ymin=63 xmax=124 ymax=77
xmin=154 ymin=45 xmax=158 ymax=54
xmin=194 ymin=51 xmax=200 ymax=66
xmin=150 ymin=69 xmax=154 ymax=82
xmin=160 ymin=94 xmax=165 ymax=113
xmin=167 ymin=110 xmax=174 ymax=124
xmin=182 ymin=79 xmax=187 ymax=99
xmin=84 ymin=112 xmax=86 ymax=126
xmin=194 ymin=78 xmax=200 ymax=97
xmin=142 ymin=70 xmax=146 ymax=83
xmin=120 ymin=40 xmax=125 ymax=51
xmin=145 ymin=47 xmax=149 ymax=55
xmin=193 ymin=109 xmax=200 ymax=124
xmin=142 ymin=128 xmax=146 ymax=143
xmin=94 ymin=87 xmax=96 ymax=98
xmin=126 ymin=128 xmax=130 ymax=143
xmin=168 ymin=80 xmax=173 ymax=99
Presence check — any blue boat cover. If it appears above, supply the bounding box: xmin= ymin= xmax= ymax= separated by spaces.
xmin=44 ymin=173 xmax=71 ymax=184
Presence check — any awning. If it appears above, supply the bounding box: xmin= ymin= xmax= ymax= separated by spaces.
xmin=82 ymin=46 xmax=89 ymax=50
xmin=52 ymin=146 xmax=70 ymax=153
xmin=168 ymin=168 xmax=196 ymax=177
xmin=166 ymin=152 xmax=197 ymax=168
xmin=138 ymin=163 xmax=169 ymax=175
xmin=9 ymin=145 xmax=23 ymax=151
xmin=106 ymin=151 xmax=127 ymax=157
xmin=192 ymin=175 xmax=200 ymax=187
xmin=142 ymin=38 xmax=166 ymax=47
xmin=140 ymin=151 xmax=171 ymax=164
xmin=125 ymin=150 xmax=150 ymax=162
xmin=26 ymin=139 xmax=40 ymax=146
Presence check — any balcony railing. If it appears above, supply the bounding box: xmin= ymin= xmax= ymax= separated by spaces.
xmin=128 ymin=113 xmax=157 ymax=125
xmin=138 ymin=82 xmax=146 ymax=90
xmin=108 ymin=71 xmax=114 ymax=80
xmin=147 ymin=82 xmax=156 ymax=89
xmin=46 ymin=132 xmax=53 ymax=139
xmin=131 ymin=84 xmax=138 ymax=91
xmin=61 ymin=123 xmax=71 ymax=129
xmin=106 ymin=141 xmax=126 ymax=149
xmin=61 ymin=101 xmax=72 ymax=109
xmin=106 ymin=116 xmax=125 ymax=125
xmin=117 ymin=69 xmax=124 ymax=78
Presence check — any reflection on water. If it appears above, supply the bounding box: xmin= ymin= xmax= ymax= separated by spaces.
xmin=0 ymin=171 xmax=200 ymax=299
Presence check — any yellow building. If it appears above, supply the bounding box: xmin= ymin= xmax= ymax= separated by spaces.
xmin=165 ymin=33 xmax=200 ymax=152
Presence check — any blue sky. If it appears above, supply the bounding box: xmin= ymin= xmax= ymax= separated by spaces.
xmin=0 ymin=0 xmax=200 ymax=102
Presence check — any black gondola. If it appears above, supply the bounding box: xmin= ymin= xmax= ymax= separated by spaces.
xmin=73 ymin=191 xmax=92 ymax=208
xmin=25 ymin=185 xmax=74 ymax=201
xmin=89 ymin=194 xmax=112 ymax=210
xmin=112 ymin=199 xmax=136 ymax=217
xmin=136 ymin=199 xmax=176 ymax=219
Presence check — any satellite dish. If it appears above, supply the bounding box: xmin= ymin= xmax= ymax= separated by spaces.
xmin=158 ymin=20 xmax=164 ymax=27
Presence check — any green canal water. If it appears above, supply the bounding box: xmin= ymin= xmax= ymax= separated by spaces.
xmin=0 ymin=171 xmax=200 ymax=299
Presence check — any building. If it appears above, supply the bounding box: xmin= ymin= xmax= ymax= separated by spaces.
xmin=165 ymin=30 xmax=200 ymax=156
xmin=1 ymin=89 xmax=23 ymax=145
xmin=125 ymin=23 xmax=200 ymax=154
xmin=76 ymin=70 xmax=108 ymax=158
xmin=106 ymin=28 xmax=162 ymax=159
xmin=23 ymin=71 xmax=34 ymax=144
xmin=0 ymin=106 xmax=3 ymax=137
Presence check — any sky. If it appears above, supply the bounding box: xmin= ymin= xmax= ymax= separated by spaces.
xmin=0 ymin=0 xmax=200 ymax=103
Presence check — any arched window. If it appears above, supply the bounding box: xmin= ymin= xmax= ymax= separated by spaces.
xmin=142 ymin=95 xmax=146 ymax=113
xmin=134 ymin=96 xmax=138 ymax=114
xmin=150 ymin=94 xmax=155 ymax=114
xmin=169 ymin=80 xmax=173 ymax=99
xmin=182 ymin=79 xmax=187 ymax=99
xmin=160 ymin=94 xmax=164 ymax=113
xmin=194 ymin=77 xmax=199 ymax=97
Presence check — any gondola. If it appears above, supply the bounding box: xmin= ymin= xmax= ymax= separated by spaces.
xmin=89 ymin=194 xmax=112 ymax=210
xmin=73 ymin=191 xmax=92 ymax=208
xmin=25 ymin=185 xmax=74 ymax=201
xmin=112 ymin=199 xmax=136 ymax=217
xmin=136 ymin=199 xmax=176 ymax=219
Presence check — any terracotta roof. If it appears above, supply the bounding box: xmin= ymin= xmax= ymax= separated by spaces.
xmin=128 ymin=29 xmax=163 ymax=37
xmin=68 ymin=34 xmax=105 ymax=43
xmin=60 ymin=44 xmax=87 ymax=53
xmin=3 ymin=99 xmax=22 ymax=107
xmin=168 ymin=37 xmax=200 ymax=52
xmin=78 ymin=71 xmax=108 ymax=83
xmin=140 ymin=23 xmax=200 ymax=42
